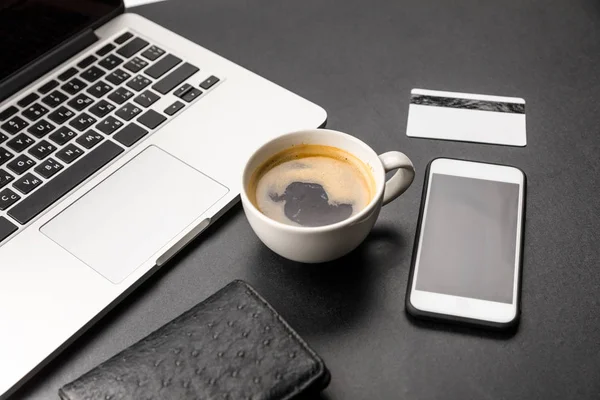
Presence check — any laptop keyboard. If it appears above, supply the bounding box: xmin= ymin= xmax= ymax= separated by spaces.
xmin=0 ymin=31 xmax=221 ymax=244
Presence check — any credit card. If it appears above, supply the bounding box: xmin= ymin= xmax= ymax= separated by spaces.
xmin=407 ymin=89 xmax=526 ymax=146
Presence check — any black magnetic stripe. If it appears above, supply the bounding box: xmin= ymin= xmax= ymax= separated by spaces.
xmin=410 ymin=94 xmax=525 ymax=114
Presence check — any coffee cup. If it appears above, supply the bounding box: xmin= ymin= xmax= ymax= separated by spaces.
xmin=241 ymin=129 xmax=415 ymax=263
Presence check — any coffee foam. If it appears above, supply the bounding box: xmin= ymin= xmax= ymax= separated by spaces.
xmin=248 ymin=144 xmax=376 ymax=226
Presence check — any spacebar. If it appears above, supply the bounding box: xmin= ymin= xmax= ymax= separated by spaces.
xmin=9 ymin=141 xmax=123 ymax=224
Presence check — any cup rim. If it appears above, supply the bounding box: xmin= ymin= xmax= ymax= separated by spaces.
xmin=241 ymin=128 xmax=385 ymax=233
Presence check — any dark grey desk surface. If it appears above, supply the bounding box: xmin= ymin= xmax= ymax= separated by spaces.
xmin=14 ymin=0 xmax=600 ymax=399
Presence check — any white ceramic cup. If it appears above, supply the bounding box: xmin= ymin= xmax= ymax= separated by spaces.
xmin=241 ymin=129 xmax=415 ymax=263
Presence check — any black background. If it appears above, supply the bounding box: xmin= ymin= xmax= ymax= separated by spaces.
xmin=13 ymin=0 xmax=600 ymax=399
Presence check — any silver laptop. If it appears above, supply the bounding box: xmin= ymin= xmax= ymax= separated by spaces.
xmin=0 ymin=1 xmax=326 ymax=397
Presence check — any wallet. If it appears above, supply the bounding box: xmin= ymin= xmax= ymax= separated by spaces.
xmin=59 ymin=280 xmax=330 ymax=400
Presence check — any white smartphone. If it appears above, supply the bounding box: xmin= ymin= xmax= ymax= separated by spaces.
xmin=406 ymin=158 xmax=526 ymax=329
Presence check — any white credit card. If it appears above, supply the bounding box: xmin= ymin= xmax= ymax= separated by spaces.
xmin=125 ymin=0 xmax=167 ymax=7
xmin=406 ymin=89 xmax=526 ymax=146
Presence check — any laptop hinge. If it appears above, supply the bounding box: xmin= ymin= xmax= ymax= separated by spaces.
xmin=0 ymin=29 xmax=98 ymax=103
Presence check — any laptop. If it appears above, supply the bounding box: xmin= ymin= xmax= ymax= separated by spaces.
xmin=0 ymin=1 xmax=326 ymax=397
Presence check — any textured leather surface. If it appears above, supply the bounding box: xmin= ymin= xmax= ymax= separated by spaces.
xmin=58 ymin=281 xmax=329 ymax=400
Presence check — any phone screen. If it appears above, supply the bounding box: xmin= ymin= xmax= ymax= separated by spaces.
xmin=415 ymin=173 xmax=520 ymax=304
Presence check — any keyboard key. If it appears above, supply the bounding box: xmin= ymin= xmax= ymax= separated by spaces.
xmin=81 ymin=66 xmax=106 ymax=83
xmin=96 ymin=116 xmax=123 ymax=135
xmin=58 ymin=67 xmax=78 ymax=81
xmin=1 ymin=116 xmax=29 ymax=134
xmin=0 ymin=148 xmax=13 ymax=165
xmin=7 ymin=134 xmax=35 ymax=153
xmin=99 ymin=54 xmax=124 ymax=71
xmin=108 ymin=87 xmax=134 ymax=105
xmin=182 ymin=88 xmax=202 ymax=102
xmin=0 ymin=106 xmax=18 ymax=121
xmin=76 ymin=130 xmax=104 ymax=149
xmin=200 ymin=75 xmax=220 ymax=90
xmin=28 ymin=140 xmax=57 ymax=160
xmin=96 ymin=43 xmax=115 ymax=57
xmin=22 ymin=103 xmax=49 ymax=121
xmin=124 ymin=57 xmax=148 ymax=73
xmin=10 ymin=141 xmax=123 ymax=224
xmin=35 ymin=158 xmax=63 ymax=179
xmin=77 ymin=55 xmax=97 ymax=69
xmin=134 ymin=90 xmax=160 ymax=107
xmin=114 ymin=122 xmax=148 ymax=147
xmin=117 ymin=37 xmax=149 ymax=58
xmin=69 ymin=113 xmax=97 ymax=132
xmin=13 ymin=172 xmax=42 ymax=194
xmin=0 ymin=135 xmax=13 ymax=153
xmin=61 ymin=78 xmax=87 ymax=95
xmin=0 ymin=188 xmax=20 ymax=210
xmin=41 ymin=90 xmax=68 ymax=108
xmin=0 ymin=217 xmax=17 ymax=242
xmin=38 ymin=80 xmax=59 ymax=94
xmin=0 ymin=169 xmax=14 ymax=188
xmin=48 ymin=106 xmax=75 ymax=125
xmin=152 ymin=62 xmax=198 ymax=94
xmin=173 ymin=83 xmax=193 ymax=98
xmin=137 ymin=110 xmax=166 ymax=130
xmin=56 ymin=143 xmax=84 ymax=164
xmin=67 ymin=94 xmax=95 ymax=111
xmin=17 ymin=93 xmax=39 ymax=108
xmin=164 ymin=101 xmax=184 ymax=116
xmin=141 ymin=45 xmax=165 ymax=61
xmin=115 ymin=103 xmax=142 ymax=121
xmin=105 ymin=68 xmax=130 ymax=85
xmin=87 ymin=81 xmax=113 ymax=98
xmin=27 ymin=119 xmax=55 ymax=138
xmin=89 ymin=100 xmax=116 ymax=118
xmin=145 ymin=54 xmax=182 ymax=79
xmin=126 ymin=75 xmax=151 ymax=92
xmin=114 ymin=32 xmax=133 ymax=45
xmin=7 ymin=154 xmax=35 ymax=175
xmin=49 ymin=126 xmax=77 ymax=146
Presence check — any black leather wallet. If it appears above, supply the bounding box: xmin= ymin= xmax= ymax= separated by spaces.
xmin=59 ymin=280 xmax=330 ymax=400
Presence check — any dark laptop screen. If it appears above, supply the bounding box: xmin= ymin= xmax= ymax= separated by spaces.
xmin=0 ymin=0 xmax=121 ymax=83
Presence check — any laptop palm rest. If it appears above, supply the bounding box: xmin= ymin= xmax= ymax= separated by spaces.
xmin=41 ymin=145 xmax=228 ymax=284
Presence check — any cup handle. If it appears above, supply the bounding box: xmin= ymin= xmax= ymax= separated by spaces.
xmin=379 ymin=151 xmax=415 ymax=206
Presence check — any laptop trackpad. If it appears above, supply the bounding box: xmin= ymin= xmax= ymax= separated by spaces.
xmin=41 ymin=146 xmax=228 ymax=283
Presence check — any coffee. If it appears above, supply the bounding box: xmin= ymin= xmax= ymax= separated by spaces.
xmin=248 ymin=144 xmax=376 ymax=227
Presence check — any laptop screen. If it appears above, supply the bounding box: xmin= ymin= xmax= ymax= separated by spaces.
xmin=0 ymin=0 xmax=121 ymax=84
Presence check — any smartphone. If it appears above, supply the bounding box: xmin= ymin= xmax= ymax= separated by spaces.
xmin=406 ymin=158 xmax=526 ymax=329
